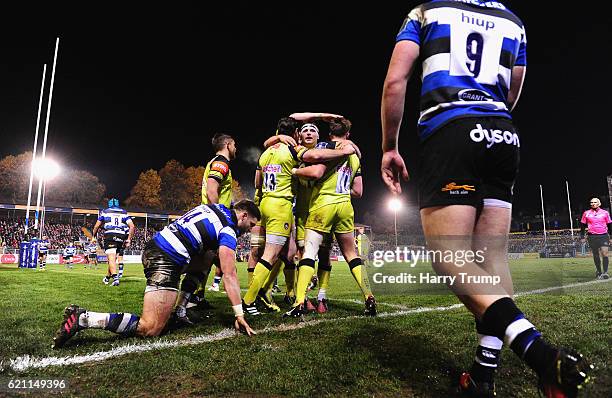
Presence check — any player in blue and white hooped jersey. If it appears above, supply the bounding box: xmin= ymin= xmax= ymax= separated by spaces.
xmin=37 ymin=235 xmax=50 ymax=271
xmin=63 ymin=243 xmax=77 ymax=269
xmin=52 ymin=200 xmax=260 ymax=348
xmin=91 ymin=198 xmax=135 ymax=286
xmin=86 ymin=241 xmax=99 ymax=269
xmin=381 ymin=1 xmax=591 ymax=397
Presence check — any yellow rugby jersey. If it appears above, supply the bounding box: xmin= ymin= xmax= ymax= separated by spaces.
xmin=202 ymin=154 xmax=233 ymax=207
xmin=294 ymin=177 xmax=313 ymax=217
xmin=309 ymin=141 xmax=361 ymax=211
xmin=259 ymin=143 xmax=307 ymax=201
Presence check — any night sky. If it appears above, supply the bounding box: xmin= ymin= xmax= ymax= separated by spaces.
xmin=1 ymin=1 xmax=611 ymax=226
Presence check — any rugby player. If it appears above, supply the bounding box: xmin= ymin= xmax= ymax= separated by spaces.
xmin=92 ymin=198 xmax=135 ymax=287
xmin=286 ymin=117 xmax=374 ymax=318
xmin=580 ymin=197 xmax=611 ymax=279
xmin=242 ymin=117 xmax=359 ymax=316
xmin=290 ymin=114 xmax=344 ymax=312
xmin=86 ymin=240 xmax=99 ymax=270
xmin=174 ymin=133 xmax=236 ymax=323
xmin=380 ymin=1 xmax=591 ymax=396
xmin=52 ymin=200 xmax=260 ymax=348
xmin=63 ymin=242 xmax=76 ymax=269
xmin=38 ymin=235 xmax=49 ymax=271
xmin=205 ymin=133 xmax=236 ymax=293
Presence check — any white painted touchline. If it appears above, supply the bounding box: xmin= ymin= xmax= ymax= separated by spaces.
xmin=2 ymin=278 xmax=609 ymax=373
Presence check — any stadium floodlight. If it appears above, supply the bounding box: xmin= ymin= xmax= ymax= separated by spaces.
xmin=33 ymin=158 xmax=61 ymax=180
xmin=388 ymin=198 xmax=402 ymax=212
xmin=388 ymin=197 xmax=403 ymax=247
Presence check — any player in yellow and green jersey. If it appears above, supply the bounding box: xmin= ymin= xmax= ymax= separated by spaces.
xmin=285 ymin=117 xmax=376 ymax=318
xmin=202 ymin=133 xmax=235 ymax=208
xmin=246 ymin=120 xmax=300 ymax=306
xmin=290 ymin=117 xmax=340 ymax=312
xmin=242 ymin=117 xmax=359 ymax=316
xmin=174 ymin=133 xmax=236 ymax=324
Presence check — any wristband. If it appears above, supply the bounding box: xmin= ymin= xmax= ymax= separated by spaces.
xmin=232 ymin=304 xmax=244 ymax=317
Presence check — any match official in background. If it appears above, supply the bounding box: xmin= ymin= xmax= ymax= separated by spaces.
xmin=380 ymin=1 xmax=591 ymax=397
xmin=580 ymin=197 xmax=611 ymax=279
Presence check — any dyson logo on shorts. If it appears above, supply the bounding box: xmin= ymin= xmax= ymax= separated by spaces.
xmin=470 ymin=124 xmax=520 ymax=149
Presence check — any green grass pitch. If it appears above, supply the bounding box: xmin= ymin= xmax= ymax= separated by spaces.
xmin=0 ymin=259 xmax=610 ymax=397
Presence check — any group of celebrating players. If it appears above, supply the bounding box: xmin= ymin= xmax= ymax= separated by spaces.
xmin=53 ymin=111 xmax=368 ymax=343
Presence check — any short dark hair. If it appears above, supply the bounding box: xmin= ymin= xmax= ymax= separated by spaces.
xmin=233 ymin=199 xmax=261 ymax=220
xmin=212 ymin=133 xmax=234 ymax=152
xmin=277 ymin=117 xmax=299 ymax=135
xmin=329 ymin=118 xmax=352 ymax=137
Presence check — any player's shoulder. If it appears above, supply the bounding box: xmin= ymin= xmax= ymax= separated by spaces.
xmin=210 ymin=155 xmax=231 ymax=175
xmin=423 ymin=0 xmax=523 ymax=26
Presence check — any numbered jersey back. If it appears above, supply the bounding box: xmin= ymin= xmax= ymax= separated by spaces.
xmin=98 ymin=207 xmax=132 ymax=237
xmin=397 ymin=1 xmax=526 ymax=140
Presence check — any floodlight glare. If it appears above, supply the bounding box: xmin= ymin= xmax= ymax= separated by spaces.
xmin=388 ymin=197 xmax=402 ymax=212
xmin=33 ymin=158 xmax=61 ymax=180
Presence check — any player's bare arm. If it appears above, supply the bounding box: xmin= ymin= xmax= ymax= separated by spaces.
xmin=301 ymin=145 xmax=355 ymax=163
xmin=292 ymin=164 xmax=326 ymax=180
xmin=289 ymin=112 xmax=344 ymax=122
xmin=125 ymin=219 xmax=135 ymax=247
xmin=337 ymin=140 xmax=362 ymax=159
xmin=218 ymin=245 xmax=256 ymax=336
xmin=206 ymin=177 xmax=220 ymax=204
xmin=263 ymin=134 xmax=297 ymax=148
xmin=350 ymin=175 xmax=363 ymax=198
xmin=381 ymin=40 xmax=419 ymax=194
xmin=507 ymin=66 xmax=526 ymax=112
xmin=91 ymin=220 xmax=102 ymax=241
xmin=254 ymin=168 xmax=263 ymax=189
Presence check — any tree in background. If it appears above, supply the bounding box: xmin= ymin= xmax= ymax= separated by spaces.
xmin=125 ymin=169 xmax=162 ymax=210
xmin=184 ymin=165 xmax=205 ymax=209
xmin=159 ymin=160 xmax=191 ymax=211
xmin=0 ymin=152 xmax=106 ymax=205
xmin=47 ymin=170 xmax=106 ymax=205
xmin=232 ymin=180 xmax=246 ymax=202
xmin=0 ymin=152 xmax=31 ymax=202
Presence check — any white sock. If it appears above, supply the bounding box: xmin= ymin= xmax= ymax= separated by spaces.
xmin=317 ymin=288 xmax=327 ymax=301
xmin=79 ymin=311 xmax=109 ymax=329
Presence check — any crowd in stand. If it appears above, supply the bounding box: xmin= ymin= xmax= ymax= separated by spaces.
xmin=0 ymin=218 xmax=160 ymax=252
xmin=1 ymin=215 xmax=588 ymax=258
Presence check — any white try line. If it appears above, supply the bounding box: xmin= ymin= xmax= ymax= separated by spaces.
xmin=2 ymin=278 xmax=609 ymax=373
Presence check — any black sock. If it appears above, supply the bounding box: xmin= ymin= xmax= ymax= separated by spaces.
xmin=593 ymin=253 xmax=602 ymax=273
xmin=603 ymin=256 xmax=609 ymax=273
xmin=481 ymin=297 xmax=557 ymax=378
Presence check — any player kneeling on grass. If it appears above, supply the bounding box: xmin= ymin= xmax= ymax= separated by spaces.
xmin=52 ymin=200 xmax=260 ymax=348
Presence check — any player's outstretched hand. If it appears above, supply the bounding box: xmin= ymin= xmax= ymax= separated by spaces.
xmin=278 ymin=134 xmax=297 ymax=147
xmin=341 ymin=140 xmax=362 ymax=158
xmin=381 ymin=149 xmax=410 ymax=194
xmin=337 ymin=142 xmax=356 ymax=156
xmin=234 ymin=316 xmax=256 ymax=336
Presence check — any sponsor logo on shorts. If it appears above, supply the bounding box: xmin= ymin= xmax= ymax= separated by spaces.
xmin=441 ymin=182 xmax=476 ymax=195
xmin=470 ymin=124 xmax=520 ymax=148
xmin=458 ymin=89 xmax=493 ymax=102
xmin=284 ymin=223 xmax=289 ymax=230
